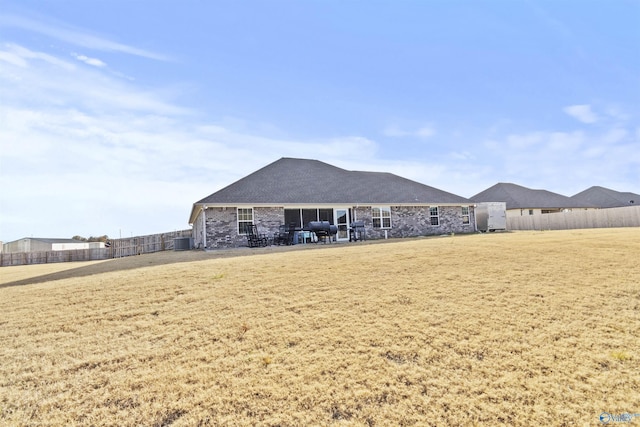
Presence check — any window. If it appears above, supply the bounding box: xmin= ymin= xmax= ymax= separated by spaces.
xmin=529 ymin=209 xmax=534 ymax=216
xmin=284 ymin=209 xmax=301 ymax=228
xmin=318 ymin=209 xmax=333 ymax=223
xmin=372 ymin=207 xmax=391 ymax=228
xmin=302 ymin=209 xmax=317 ymax=227
xmin=429 ymin=206 xmax=439 ymax=226
xmin=237 ymin=208 xmax=254 ymax=235
xmin=462 ymin=206 xmax=470 ymax=225
xmin=284 ymin=208 xmax=335 ymax=228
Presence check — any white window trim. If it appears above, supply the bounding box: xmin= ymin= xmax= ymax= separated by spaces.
xmin=429 ymin=206 xmax=440 ymax=226
xmin=462 ymin=206 xmax=470 ymax=225
xmin=372 ymin=206 xmax=392 ymax=229
xmin=237 ymin=208 xmax=254 ymax=235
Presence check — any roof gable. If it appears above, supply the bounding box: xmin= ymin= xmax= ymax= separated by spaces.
xmin=195 ymin=157 xmax=470 ymax=206
xmin=571 ymin=186 xmax=639 ymax=208
xmin=471 ymin=183 xmax=596 ymax=210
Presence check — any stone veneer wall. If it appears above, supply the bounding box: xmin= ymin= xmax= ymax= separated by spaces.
xmin=253 ymin=207 xmax=285 ymax=238
xmin=366 ymin=206 xmax=476 ymax=239
xmin=199 ymin=207 xmax=285 ymax=249
xmin=202 ymin=207 xmax=238 ymax=249
xmin=197 ymin=205 xmax=475 ymax=249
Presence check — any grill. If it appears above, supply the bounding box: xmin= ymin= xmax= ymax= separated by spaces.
xmin=305 ymin=221 xmax=338 ymax=243
xmin=349 ymin=221 xmax=366 ymax=242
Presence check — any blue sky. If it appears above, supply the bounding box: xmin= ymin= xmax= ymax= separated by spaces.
xmin=1 ymin=0 xmax=638 ymax=242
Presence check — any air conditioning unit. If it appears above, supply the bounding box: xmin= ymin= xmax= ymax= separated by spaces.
xmin=174 ymin=237 xmax=193 ymax=251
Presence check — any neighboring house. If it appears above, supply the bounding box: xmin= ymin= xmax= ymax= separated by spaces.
xmin=2 ymin=238 xmax=105 ymax=253
xmin=571 ymin=186 xmax=639 ymax=208
xmin=470 ymin=183 xmax=596 ymax=219
xmin=189 ymin=157 xmax=476 ymax=249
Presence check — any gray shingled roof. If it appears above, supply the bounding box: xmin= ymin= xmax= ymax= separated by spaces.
xmin=470 ymin=183 xmax=596 ymax=210
xmin=196 ymin=157 xmax=470 ymax=206
xmin=571 ymin=186 xmax=639 ymax=208
xmin=9 ymin=238 xmax=85 ymax=244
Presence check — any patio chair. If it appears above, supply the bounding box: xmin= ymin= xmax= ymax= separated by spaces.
xmin=246 ymin=225 xmax=269 ymax=248
xmin=273 ymin=225 xmax=290 ymax=246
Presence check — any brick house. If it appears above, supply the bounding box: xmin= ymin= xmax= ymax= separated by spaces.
xmin=189 ymin=158 xmax=476 ymax=249
xmin=470 ymin=182 xmax=597 ymax=219
xmin=571 ymin=186 xmax=639 ymax=208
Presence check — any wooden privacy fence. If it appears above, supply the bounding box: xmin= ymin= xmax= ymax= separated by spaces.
xmin=0 ymin=229 xmax=193 ymax=267
xmin=0 ymin=248 xmax=111 ymax=266
xmin=109 ymin=229 xmax=193 ymax=258
xmin=507 ymin=206 xmax=640 ymax=231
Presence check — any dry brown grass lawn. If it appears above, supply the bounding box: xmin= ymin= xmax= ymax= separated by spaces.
xmin=1 ymin=229 xmax=639 ymax=426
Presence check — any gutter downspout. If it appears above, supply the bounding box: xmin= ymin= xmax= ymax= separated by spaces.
xmin=202 ymin=206 xmax=207 ymax=249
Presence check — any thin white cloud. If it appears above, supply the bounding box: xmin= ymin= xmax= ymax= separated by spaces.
xmin=547 ymin=131 xmax=584 ymax=151
xmin=602 ymin=128 xmax=627 ymax=145
xmin=0 ymin=44 xmax=186 ymax=115
xmin=416 ymin=126 xmax=436 ymax=139
xmin=604 ymin=106 xmax=630 ymax=122
xmin=0 ymin=49 xmax=27 ymax=67
xmin=563 ymin=104 xmax=598 ymax=124
xmin=0 ymin=14 xmax=168 ymax=61
xmin=449 ymin=151 xmax=475 ymax=160
xmin=73 ymin=53 xmax=106 ymax=68
xmin=1 ymin=43 xmax=75 ymax=70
